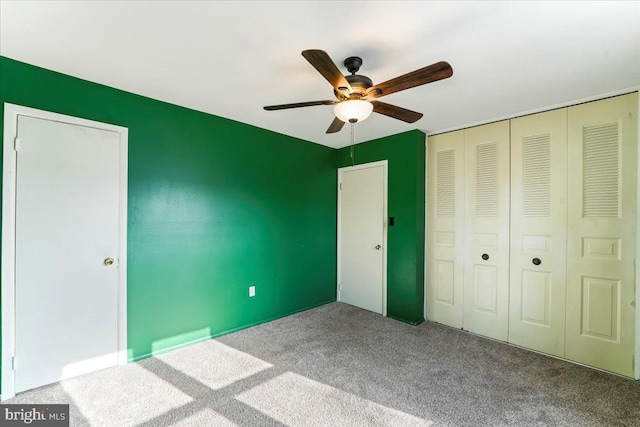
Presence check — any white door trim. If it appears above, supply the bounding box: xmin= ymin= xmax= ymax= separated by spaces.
xmin=424 ymin=138 xmax=429 ymax=321
xmin=1 ymin=103 xmax=128 ymax=400
xmin=636 ymin=92 xmax=640 ymax=380
xmin=337 ymin=160 xmax=388 ymax=316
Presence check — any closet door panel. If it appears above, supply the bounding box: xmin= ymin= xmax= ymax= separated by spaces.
xmin=509 ymin=109 xmax=567 ymax=357
xmin=566 ymin=93 xmax=638 ymax=377
xmin=463 ymin=121 xmax=510 ymax=341
xmin=427 ymin=131 xmax=465 ymax=327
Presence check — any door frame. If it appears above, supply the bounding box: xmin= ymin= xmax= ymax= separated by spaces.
xmin=423 ymin=138 xmax=429 ymax=321
xmin=1 ymin=103 xmax=129 ymax=400
xmin=636 ymin=92 xmax=640 ymax=380
xmin=337 ymin=160 xmax=388 ymax=316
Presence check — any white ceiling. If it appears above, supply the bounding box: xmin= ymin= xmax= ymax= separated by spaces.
xmin=1 ymin=1 xmax=639 ymax=149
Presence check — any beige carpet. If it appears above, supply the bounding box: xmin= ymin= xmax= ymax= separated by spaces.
xmin=6 ymin=302 xmax=640 ymax=426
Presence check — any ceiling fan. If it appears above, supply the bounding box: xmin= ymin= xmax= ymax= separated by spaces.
xmin=264 ymin=50 xmax=453 ymax=134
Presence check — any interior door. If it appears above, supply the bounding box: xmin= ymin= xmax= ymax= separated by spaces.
xmin=565 ymin=93 xmax=638 ymax=377
xmin=463 ymin=121 xmax=510 ymax=341
xmin=15 ymin=115 xmax=121 ymax=392
xmin=338 ymin=162 xmax=386 ymax=314
xmin=426 ymin=130 xmax=465 ymax=327
xmin=508 ymin=109 xmax=567 ymax=357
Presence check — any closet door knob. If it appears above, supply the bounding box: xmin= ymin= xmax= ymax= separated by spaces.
xmin=481 ymin=253 xmax=489 ymax=261
xmin=532 ymin=258 xmax=541 ymax=266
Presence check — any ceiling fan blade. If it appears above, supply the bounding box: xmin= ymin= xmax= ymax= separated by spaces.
xmin=371 ymin=101 xmax=423 ymax=123
xmin=326 ymin=117 xmax=345 ymax=134
xmin=264 ymin=100 xmax=338 ymax=111
xmin=302 ymin=50 xmax=353 ymax=95
xmin=365 ymin=61 xmax=453 ymax=99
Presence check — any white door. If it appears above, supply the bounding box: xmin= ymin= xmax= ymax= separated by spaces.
xmin=338 ymin=162 xmax=386 ymax=314
xmin=14 ymin=115 xmax=121 ymax=392
xmin=565 ymin=93 xmax=637 ymax=377
xmin=508 ymin=109 xmax=567 ymax=357
xmin=426 ymin=130 xmax=465 ymax=328
xmin=463 ymin=121 xmax=510 ymax=341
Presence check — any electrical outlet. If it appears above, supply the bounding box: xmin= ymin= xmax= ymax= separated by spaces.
xmin=249 ymin=286 xmax=255 ymax=297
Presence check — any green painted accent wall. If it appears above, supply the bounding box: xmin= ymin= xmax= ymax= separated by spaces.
xmin=0 ymin=56 xmax=428 ymax=393
xmin=337 ymin=130 xmax=426 ymax=325
xmin=0 ymin=57 xmax=337 ymax=365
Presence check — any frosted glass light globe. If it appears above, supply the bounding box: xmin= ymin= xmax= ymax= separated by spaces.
xmin=333 ymin=100 xmax=374 ymax=123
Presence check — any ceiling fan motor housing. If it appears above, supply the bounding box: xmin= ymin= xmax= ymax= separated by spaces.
xmin=332 ymin=56 xmax=374 ymax=100
xmin=334 ymin=74 xmax=373 ymax=99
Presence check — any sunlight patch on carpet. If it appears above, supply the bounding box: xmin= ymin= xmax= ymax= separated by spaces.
xmin=61 ymin=363 xmax=192 ymax=425
xmin=168 ymin=408 xmax=239 ymax=426
xmin=156 ymin=339 xmax=272 ymax=390
xmin=236 ymin=371 xmax=433 ymax=426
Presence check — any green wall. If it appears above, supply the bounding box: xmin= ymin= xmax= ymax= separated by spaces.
xmin=0 ymin=57 xmax=428 ymax=392
xmin=0 ymin=56 xmax=338 ymax=363
xmin=337 ymin=130 xmax=426 ymax=325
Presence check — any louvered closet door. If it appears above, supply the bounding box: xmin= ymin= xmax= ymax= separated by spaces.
xmin=463 ymin=121 xmax=510 ymax=341
xmin=508 ymin=109 xmax=567 ymax=357
xmin=427 ymin=130 xmax=465 ymax=327
xmin=566 ymin=93 xmax=638 ymax=377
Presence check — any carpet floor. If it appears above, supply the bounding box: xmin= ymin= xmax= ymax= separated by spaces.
xmin=6 ymin=302 xmax=640 ymax=426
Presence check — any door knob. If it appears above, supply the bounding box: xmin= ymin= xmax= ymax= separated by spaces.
xmin=375 ymin=245 xmax=382 ymax=250
xmin=532 ymin=258 xmax=541 ymax=266
xmin=104 ymin=257 xmax=114 ymax=266
xmin=481 ymin=253 xmax=489 ymax=260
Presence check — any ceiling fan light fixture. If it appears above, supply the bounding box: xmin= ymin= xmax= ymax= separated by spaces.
xmin=265 ymin=50 xmax=453 ymax=133
xmin=334 ymin=100 xmax=373 ymax=123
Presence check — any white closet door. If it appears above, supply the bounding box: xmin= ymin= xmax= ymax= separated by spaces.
xmin=565 ymin=93 xmax=638 ymax=377
xmin=463 ymin=121 xmax=510 ymax=341
xmin=508 ymin=109 xmax=567 ymax=357
xmin=427 ymin=131 xmax=465 ymax=327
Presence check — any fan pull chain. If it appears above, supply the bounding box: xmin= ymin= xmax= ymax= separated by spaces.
xmin=350 ymin=121 xmax=355 ymax=167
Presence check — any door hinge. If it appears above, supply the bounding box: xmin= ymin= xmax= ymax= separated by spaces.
xmin=339 ymin=182 xmax=342 ymax=190
xmin=11 ymin=356 xmax=17 ymax=371
xmin=338 ymin=284 xmax=341 ymax=291
xmin=14 ymin=137 xmax=21 ymax=152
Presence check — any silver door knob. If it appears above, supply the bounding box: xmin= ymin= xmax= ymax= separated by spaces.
xmin=104 ymin=257 xmax=114 ymax=266
xmin=375 ymin=245 xmax=382 ymax=250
